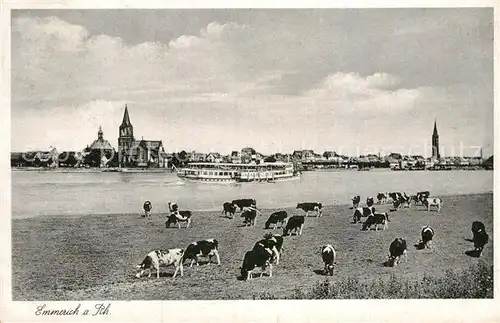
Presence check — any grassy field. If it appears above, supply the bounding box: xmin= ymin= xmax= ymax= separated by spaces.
xmin=12 ymin=193 xmax=493 ymax=300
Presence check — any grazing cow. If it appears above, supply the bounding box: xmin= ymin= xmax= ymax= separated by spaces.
xmin=416 ymin=191 xmax=431 ymax=204
xmin=352 ymin=195 xmax=361 ymax=208
xmin=352 ymin=206 xmax=375 ymax=223
xmin=242 ymin=206 xmax=260 ymax=226
xmin=222 ymin=202 xmax=237 ymax=218
xmin=240 ymin=245 xmax=273 ymax=280
xmin=232 ymin=199 xmax=256 ymax=211
xmin=421 ymin=226 xmax=435 ymax=249
xmin=135 ymin=248 xmax=184 ymax=279
xmin=362 ymin=212 xmax=390 ymax=231
xmin=321 ymin=244 xmax=336 ymax=276
xmin=254 ymin=233 xmax=284 ymax=265
xmin=377 ymin=193 xmax=387 ymax=204
xmin=388 ymin=238 xmax=408 ymax=267
xmin=471 ymin=221 xmax=488 ymax=257
xmin=296 ymin=202 xmax=323 ymax=217
xmin=366 ymin=197 xmax=375 ymax=207
xmin=165 ymin=211 xmax=192 ymax=228
xmin=472 ymin=221 xmax=486 ymax=237
xmin=422 ymin=197 xmax=443 ymax=212
xmin=265 ymin=211 xmax=288 ymax=229
xmin=183 ymin=239 xmax=221 ymax=267
xmin=143 ymin=200 xmax=152 ymax=218
xmin=283 ymin=215 xmax=305 ymax=236
xmin=472 ymin=230 xmax=489 ymax=257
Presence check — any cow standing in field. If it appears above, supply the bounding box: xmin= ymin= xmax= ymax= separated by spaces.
xmin=264 ymin=211 xmax=288 ymax=229
xmin=377 ymin=193 xmax=387 ymax=204
xmin=388 ymin=238 xmax=408 ymax=267
xmin=183 ymin=239 xmax=221 ymax=267
xmin=242 ymin=205 xmax=260 ymax=226
xmin=232 ymin=199 xmax=256 ymax=211
xmin=296 ymin=202 xmax=323 ymax=217
xmin=352 ymin=206 xmax=375 ymax=223
xmin=366 ymin=197 xmax=375 ymax=207
xmin=165 ymin=205 xmax=193 ymax=229
xmin=135 ymin=248 xmax=184 ymax=279
xmin=422 ymin=197 xmax=443 ymax=212
xmin=254 ymin=233 xmax=284 ymax=265
xmin=143 ymin=201 xmax=152 ymax=218
xmin=471 ymin=221 xmax=489 ymax=257
xmin=240 ymin=244 xmax=273 ymax=280
xmin=222 ymin=202 xmax=237 ymax=218
xmin=352 ymin=196 xmax=361 ymax=208
xmin=283 ymin=215 xmax=305 ymax=236
xmin=421 ymin=226 xmax=435 ymax=249
xmin=321 ymin=244 xmax=336 ymax=276
xmin=362 ymin=212 xmax=390 ymax=231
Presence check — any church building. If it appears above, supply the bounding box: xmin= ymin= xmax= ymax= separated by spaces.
xmin=432 ymin=120 xmax=440 ymax=161
xmin=118 ymin=105 xmax=166 ymax=168
xmin=85 ymin=126 xmax=115 ymax=167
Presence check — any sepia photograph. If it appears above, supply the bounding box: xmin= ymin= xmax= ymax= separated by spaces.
xmin=3 ymin=3 xmax=496 ymax=316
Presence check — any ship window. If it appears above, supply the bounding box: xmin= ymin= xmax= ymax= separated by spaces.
xmin=224 ymin=172 xmax=228 ymax=176
xmin=209 ymin=171 xmax=213 ymax=175
xmin=203 ymin=171 xmax=208 ymax=175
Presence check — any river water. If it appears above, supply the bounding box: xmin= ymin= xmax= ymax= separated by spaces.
xmin=10 ymin=170 xmax=493 ymax=219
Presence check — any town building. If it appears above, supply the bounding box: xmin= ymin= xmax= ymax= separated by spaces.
xmin=118 ymin=105 xmax=166 ymax=168
xmin=85 ymin=126 xmax=115 ymax=167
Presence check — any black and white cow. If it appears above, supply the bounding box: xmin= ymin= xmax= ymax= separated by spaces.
xmin=254 ymin=234 xmax=284 ymax=265
xmin=222 ymin=202 xmax=237 ymax=218
xmin=366 ymin=197 xmax=375 ymax=207
xmin=240 ymin=244 xmax=273 ymax=280
xmin=388 ymin=238 xmax=408 ymax=267
xmin=422 ymin=197 xmax=443 ymax=212
xmin=362 ymin=212 xmax=390 ymax=231
xmin=283 ymin=215 xmax=305 ymax=236
xmin=135 ymin=248 xmax=184 ymax=279
xmin=471 ymin=221 xmax=486 ymax=237
xmin=165 ymin=211 xmax=193 ymax=228
xmin=472 ymin=230 xmax=489 ymax=257
xmin=296 ymin=202 xmax=323 ymax=217
xmin=232 ymin=199 xmax=256 ymax=211
xmin=377 ymin=193 xmax=387 ymax=204
xmin=421 ymin=226 xmax=435 ymax=249
xmin=352 ymin=195 xmax=361 ymax=208
xmin=143 ymin=200 xmax=152 ymax=218
xmin=264 ymin=211 xmax=288 ymax=229
xmin=321 ymin=244 xmax=336 ymax=276
xmin=471 ymin=221 xmax=488 ymax=257
xmin=416 ymin=191 xmax=431 ymax=204
xmin=183 ymin=239 xmax=221 ymax=267
xmin=352 ymin=206 xmax=375 ymax=223
xmin=242 ymin=207 xmax=260 ymax=226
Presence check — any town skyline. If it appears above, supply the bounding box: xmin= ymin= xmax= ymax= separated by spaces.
xmin=11 ymin=9 xmax=493 ymax=157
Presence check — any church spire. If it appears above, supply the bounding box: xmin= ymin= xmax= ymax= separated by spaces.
xmin=433 ymin=119 xmax=439 ymax=137
xmin=98 ymin=125 xmax=103 ymax=140
xmin=121 ymin=105 xmax=132 ymax=127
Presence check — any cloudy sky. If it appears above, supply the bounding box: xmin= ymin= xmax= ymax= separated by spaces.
xmin=11 ymin=9 xmax=493 ymax=157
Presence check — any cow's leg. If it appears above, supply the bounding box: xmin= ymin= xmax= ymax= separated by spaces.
xmin=299 ymin=224 xmax=304 ymax=236
xmin=177 ymin=222 xmax=181 ymax=229
xmin=173 ymin=265 xmax=179 ymax=278
xmin=305 ymin=211 xmax=309 ymax=217
xmin=214 ymin=250 xmax=221 ymax=265
xmin=156 ymin=267 xmax=160 ymax=279
xmin=273 ymin=247 xmax=280 ymax=265
xmin=268 ymin=264 xmax=273 ymax=277
xmin=179 ymin=262 xmax=184 ymax=277
xmin=404 ymin=250 xmax=408 ymax=263
xmin=189 ymin=259 xmax=195 ymax=268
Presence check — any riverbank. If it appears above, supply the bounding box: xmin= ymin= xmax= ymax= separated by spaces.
xmin=11 ymin=193 xmax=493 ymax=300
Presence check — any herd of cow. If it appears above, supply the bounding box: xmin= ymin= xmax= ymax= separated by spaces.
xmin=135 ymin=192 xmax=490 ymax=281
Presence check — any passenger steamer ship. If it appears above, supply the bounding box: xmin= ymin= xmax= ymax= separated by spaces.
xmin=176 ymin=162 xmax=300 ymax=183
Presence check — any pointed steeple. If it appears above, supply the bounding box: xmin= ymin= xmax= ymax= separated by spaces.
xmin=121 ymin=105 xmax=132 ymax=127
xmin=98 ymin=125 xmax=103 ymax=140
xmin=433 ymin=119 xmax=438 ymax=137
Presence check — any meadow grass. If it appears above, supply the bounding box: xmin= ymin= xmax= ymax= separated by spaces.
xmin=257 ymin=262 xmax=493 ymax=299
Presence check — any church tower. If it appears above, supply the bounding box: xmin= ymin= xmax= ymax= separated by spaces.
xmin=118 ymin=105 xmax=135 ymax=167
xmin=432 ymin=120 xmax=440 ymax=160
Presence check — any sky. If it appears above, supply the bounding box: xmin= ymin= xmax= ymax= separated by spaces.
xmin=11 ymin=8 xmax=493 ymax=157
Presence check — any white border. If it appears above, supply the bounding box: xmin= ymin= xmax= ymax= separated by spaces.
xmin=1 ymin=1 xmax=498 ymax=322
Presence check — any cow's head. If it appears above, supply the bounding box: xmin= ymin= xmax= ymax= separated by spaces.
xmin=326 ymin=264 xmax=334 ymax=276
